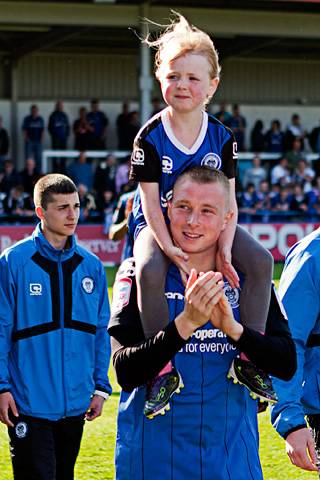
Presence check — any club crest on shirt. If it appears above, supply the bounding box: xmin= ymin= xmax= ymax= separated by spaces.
xmin=81 ymin=277 xmax=95 ymax=294
xmin=131 ymin=148 xmax=144 ymax=165
xmin=15 ymin=422 xmax=28 ymax=439
xmin=223 ymin=283 xmax=239 ymax=308
xmin=201 ymin=152 xmax=222 ymax=169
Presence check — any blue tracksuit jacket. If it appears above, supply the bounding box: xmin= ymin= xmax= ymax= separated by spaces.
xmin=271 ymin=228 xmax=320 ymax=437
xmin=0 ymin=223 xmax=112 ymax=420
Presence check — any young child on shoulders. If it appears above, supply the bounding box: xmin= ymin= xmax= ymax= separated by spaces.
xmin=128 ymin=12 xmax=276 ymax=419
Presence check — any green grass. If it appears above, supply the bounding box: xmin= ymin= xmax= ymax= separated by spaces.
xmin=2 ymin=263 xmax=308 ymax=480
xmin=0 ymin=382 xmax=314 ymax=479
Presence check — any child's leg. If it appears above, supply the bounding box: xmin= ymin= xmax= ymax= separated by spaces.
xmin=232 ymin=224 xmax=273 ymax=333
xmin=134 ymin=226 xmax=170 ymax=338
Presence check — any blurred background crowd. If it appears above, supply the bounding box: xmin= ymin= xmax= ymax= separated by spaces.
xmin=1 ymin=97 xmax=320 ymax=227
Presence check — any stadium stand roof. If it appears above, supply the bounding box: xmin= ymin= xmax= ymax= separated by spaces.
xmin=0 ymin=0 xmax=319 ymax=60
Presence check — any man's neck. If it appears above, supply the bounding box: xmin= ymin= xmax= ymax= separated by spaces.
xmin=186 ymin=247 xmax=217 ymax=275
xmin=42 ymin=227 xmax=68 ymax=251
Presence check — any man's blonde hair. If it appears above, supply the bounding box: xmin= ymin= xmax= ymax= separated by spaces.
xmin=144 ymin=12 xmax=221 ymax=86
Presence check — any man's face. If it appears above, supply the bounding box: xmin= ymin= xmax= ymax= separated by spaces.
xmin=37 ymin=192 xmax=80 ymax=239
xmin=168 ymin=178 xmax=229 ymax=255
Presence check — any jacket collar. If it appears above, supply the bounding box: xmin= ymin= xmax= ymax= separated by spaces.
xmin=33 ymin=223 xmax=76 ymax=262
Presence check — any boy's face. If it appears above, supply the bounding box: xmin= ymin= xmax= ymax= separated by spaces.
xmin=36 ymin=192 xmax=80 ymax=240
xmin=168 ymin=178 xmax=229 ymax=256
xmin=159 ymin=53 xmax=218 ymax=114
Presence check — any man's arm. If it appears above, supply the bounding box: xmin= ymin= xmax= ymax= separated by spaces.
xmin=109 ymin=269 xmax=224 ymax=391
xmin=234 ymin=283 xmax=297 ymax=380
xmin=270 ymin=253 xmax=320 ymax=472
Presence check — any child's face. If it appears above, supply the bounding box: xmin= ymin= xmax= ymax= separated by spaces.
xmin=159 ymin=53 xmax=218 ymax=115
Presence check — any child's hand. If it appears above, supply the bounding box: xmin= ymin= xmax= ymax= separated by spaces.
xmin=215 ymin=246 xmax=239 ymax=289
xmin=165 ymin=245 xmax=190 ymax=285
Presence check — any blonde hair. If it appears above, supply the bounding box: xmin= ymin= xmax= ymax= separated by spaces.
xmin=144 ymin=12 xmax=221 ymax=82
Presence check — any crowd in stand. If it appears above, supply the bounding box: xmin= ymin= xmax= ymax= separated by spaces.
xmin=0 ymin=99 xmax=320 ymax=226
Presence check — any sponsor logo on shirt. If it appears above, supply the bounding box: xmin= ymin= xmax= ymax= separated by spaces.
xmin=232 ymin=141 xmax=238 ymax=159
xmin=201 ymin=152 xmax=222 ymax=169
xmin=162 ymin=156 xmax=173 ymax=174
xmin=112 ymin=277 xmax=132 ymax=312
xmin=165 ymin=291 xmax=184 ymax=301
xmin=81 ymin=277 xmax=95 ymax=294
xmin=29 ymin=283 xmax=42 ymax=296
xmin=131 ymin=148 xmax=144 ymax=165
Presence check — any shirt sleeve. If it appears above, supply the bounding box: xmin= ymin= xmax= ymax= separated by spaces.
xmin=221 ymin=131 xmax=237 ymax=180
xmin=271 ymin=254 xmax=319 ymax=438
xmin=234 ymin=283 xmax=296 ymax=380
xmin=0 ymin=254 xmax=15 ymax=393
xmin=108 ymin=259 xmax=187 ymax=391
xmin=129 ymin=135 xmax=162 ymax=183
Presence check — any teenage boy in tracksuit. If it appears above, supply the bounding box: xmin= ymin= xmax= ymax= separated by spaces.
xmin=0 ymin=173 xmax=112 ymax=480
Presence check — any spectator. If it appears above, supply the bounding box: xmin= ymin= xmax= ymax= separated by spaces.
xmin=238 ymin=182 xmax=257 ymax=214
xmin=286 ymin=137 xmax=305 ymax=171
xmin=73 ymin=107 xmax=93 ymax=151
xmin=3 ymin=184 xmax=34 ymax=217
xmin=214 ymin=101 xmax=232 ymax=127
xmin=22 ymin=104 xmax=44 ymax=171
xmin=86 ymin=99 xmax=109 ymax=150
xmin=95 ymin=188 xmax=117 ymax=234
xmin=20 ymin=157 xmax=42 ymax=195
xmin=292 ymin=158 xmax=315 ymax=193
xmin=109 ymin=189 xmax=135 ymax=261
xmin=284 ymin=113 xmax=307 ymax=151
xmin=254 ymin=180 xmax=271 ymax=211
xmin=115 ymin=155 xmax=130 ymax=194
xmin=0 ymin=160 xmax=21 ymax=194
xmin=48 ymin=100 xmax=70 ymax=173
xmin=265 ymin=120 xmax=284 ymax=153
xmin=48 ymin=100 xmax=70 ymax=150
xmin=305 ymin=178 xmax=320 ymax=215
xmin=250 ymin=120 xmax=266 ymax=152
xmin=309 ymin=119 xmax=320 ymax=154
xmin=271 ymin=185 xmax=292 ymax=212
xmin=77 ymin=183 xmax=97 ymax=223
xmin=94 ymin=153 xmax=118 ymax=195
xmin=150 ymin=97 xmax=162 ymax=117
xmin=290 ymin=184 xmax=308 ymax=213
xmin=230 ymin=104 xmax=247 ymax=151
xmin=269 ymin=182 xmax=281 ymax=209
xmin=0 ymin=116 xmax=9 ymax=166
xmin=270 ymin=157 xmax=292 ymax=186
xmin=122 ymin=110 xmax=140 ymax=151
xmin=66 ymin=151 xmax=94 ymax=191
xmin=242 ymin=155 xmax=267 ymax=190
xmin=116 ymin=102 xmax=131 ymax=150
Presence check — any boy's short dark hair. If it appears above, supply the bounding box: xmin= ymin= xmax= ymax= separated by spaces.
xmin=34 ymin=174 xmax=77 ymax=210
